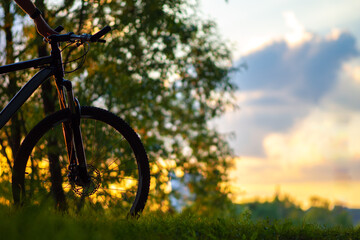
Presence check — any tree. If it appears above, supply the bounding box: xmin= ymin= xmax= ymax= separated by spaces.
xmin=0 ymin=0 xmax=34 ymax=185
xmin=305 ymin=196 xmax=353 ymax=226
xmin=0 ymin=0 xmax=236 ymax=213
xmin=234 ymin=195 xmax=353 ymax=227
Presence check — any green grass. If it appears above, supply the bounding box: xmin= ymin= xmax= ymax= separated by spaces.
xmin=0 ymin=205 xmax=359 ymax=240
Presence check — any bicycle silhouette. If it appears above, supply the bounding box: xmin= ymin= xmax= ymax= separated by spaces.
xmin=0 ymin=26 xmax=150 ymax=216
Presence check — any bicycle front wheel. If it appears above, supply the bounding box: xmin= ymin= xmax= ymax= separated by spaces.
xmin=12 ymin=106 xmax=150 ymax=216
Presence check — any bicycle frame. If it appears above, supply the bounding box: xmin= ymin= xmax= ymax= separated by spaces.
xmin=0 ymin=42 xmax=89 ymax=180
xmin=0 ymin=59 xmax=53 ymax=129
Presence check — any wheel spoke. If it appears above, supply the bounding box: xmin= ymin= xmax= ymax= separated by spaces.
xmin=13 ymin=107 xmax=149 ymax=217
xmin=101 ymin=167 xmax=139 ymax=174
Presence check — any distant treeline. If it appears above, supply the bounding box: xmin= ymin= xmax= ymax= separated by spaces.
xmin=233 ymin=195 xmax=359 ymax=227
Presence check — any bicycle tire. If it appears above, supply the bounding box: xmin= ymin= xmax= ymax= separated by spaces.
xmin=12 ymin=106 xmax=150 ymax=216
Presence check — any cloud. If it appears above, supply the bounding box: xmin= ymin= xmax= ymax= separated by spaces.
xmin=263 ymin=108 xmax=360 ymax=166
xmin=223 ymin=28 xmax=360 ymax=209
xmin=226 ymin=49 xmax=360 ymax=210
xmin=228 ymin=103 xmax=360 ymax=207
xmin=283 ymin=11 xmax=312 ymax=47
xmin=344 ymin=63 xmax=360 ymax=83
xmin=230 ymin=154 xmax=360 ymax=185
xmin=213 ymin=13 xmax=360 ymax=206
xmin=224 ymin=30 xmax=359 ymax=157
xmin=325 ymin=58 xmax=360 ymax=111
xmin=236 ymin=32 xmax=358 ymax=100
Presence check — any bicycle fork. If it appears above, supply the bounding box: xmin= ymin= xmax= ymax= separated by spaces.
xmin=58 ymin=80 xmax=91 ymax=186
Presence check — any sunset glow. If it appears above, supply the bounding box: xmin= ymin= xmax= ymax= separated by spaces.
xmin=201 ymin=0 xmax=360 ymax=209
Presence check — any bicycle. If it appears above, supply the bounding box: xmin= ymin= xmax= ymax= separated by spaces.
xmin=0 ymin=26 xmax=150 ymax=216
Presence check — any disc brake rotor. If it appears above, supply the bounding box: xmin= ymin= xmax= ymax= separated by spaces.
xmin=71 ymin=164 xmax=101 ymax=197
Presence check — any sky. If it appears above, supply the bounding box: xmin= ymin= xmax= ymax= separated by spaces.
xmin=200 ymin=0 xmax=360 ymax=209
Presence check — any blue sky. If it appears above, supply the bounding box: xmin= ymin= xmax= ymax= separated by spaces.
xmin=200 ymin=0 xmax=360 ymax=208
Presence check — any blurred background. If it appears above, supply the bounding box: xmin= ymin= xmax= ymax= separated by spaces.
xmin=201 ymin=0 xmax=360 ymax=209
xmin=0 ymin=0 xmax=360 ymax=226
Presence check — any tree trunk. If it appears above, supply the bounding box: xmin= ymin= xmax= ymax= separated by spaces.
xmin=3 ymin=0 xmax=21 ymax=166
xmin=36 ymin=0 xmax=67 ymax=211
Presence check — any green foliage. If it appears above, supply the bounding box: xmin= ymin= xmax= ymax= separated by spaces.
xmin=0 ymin=204 xmax=358 ymax=240
xmin=57 ymin=0 xmax=236 ymax=212
xmin=234 ymin=195 xmax=354 ymax=227
xmin=0 ymin=0 xmax=236 ymax=213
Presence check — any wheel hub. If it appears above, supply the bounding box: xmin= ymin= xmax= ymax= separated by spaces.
xmin=71 ymin=164 xmax=101 ymax=197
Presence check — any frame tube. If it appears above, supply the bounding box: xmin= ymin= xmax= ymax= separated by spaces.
xmin=0 ymin=56 xmax=53 ymax=74
xmin=0 ymin=68 xmax=53 ymax=129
